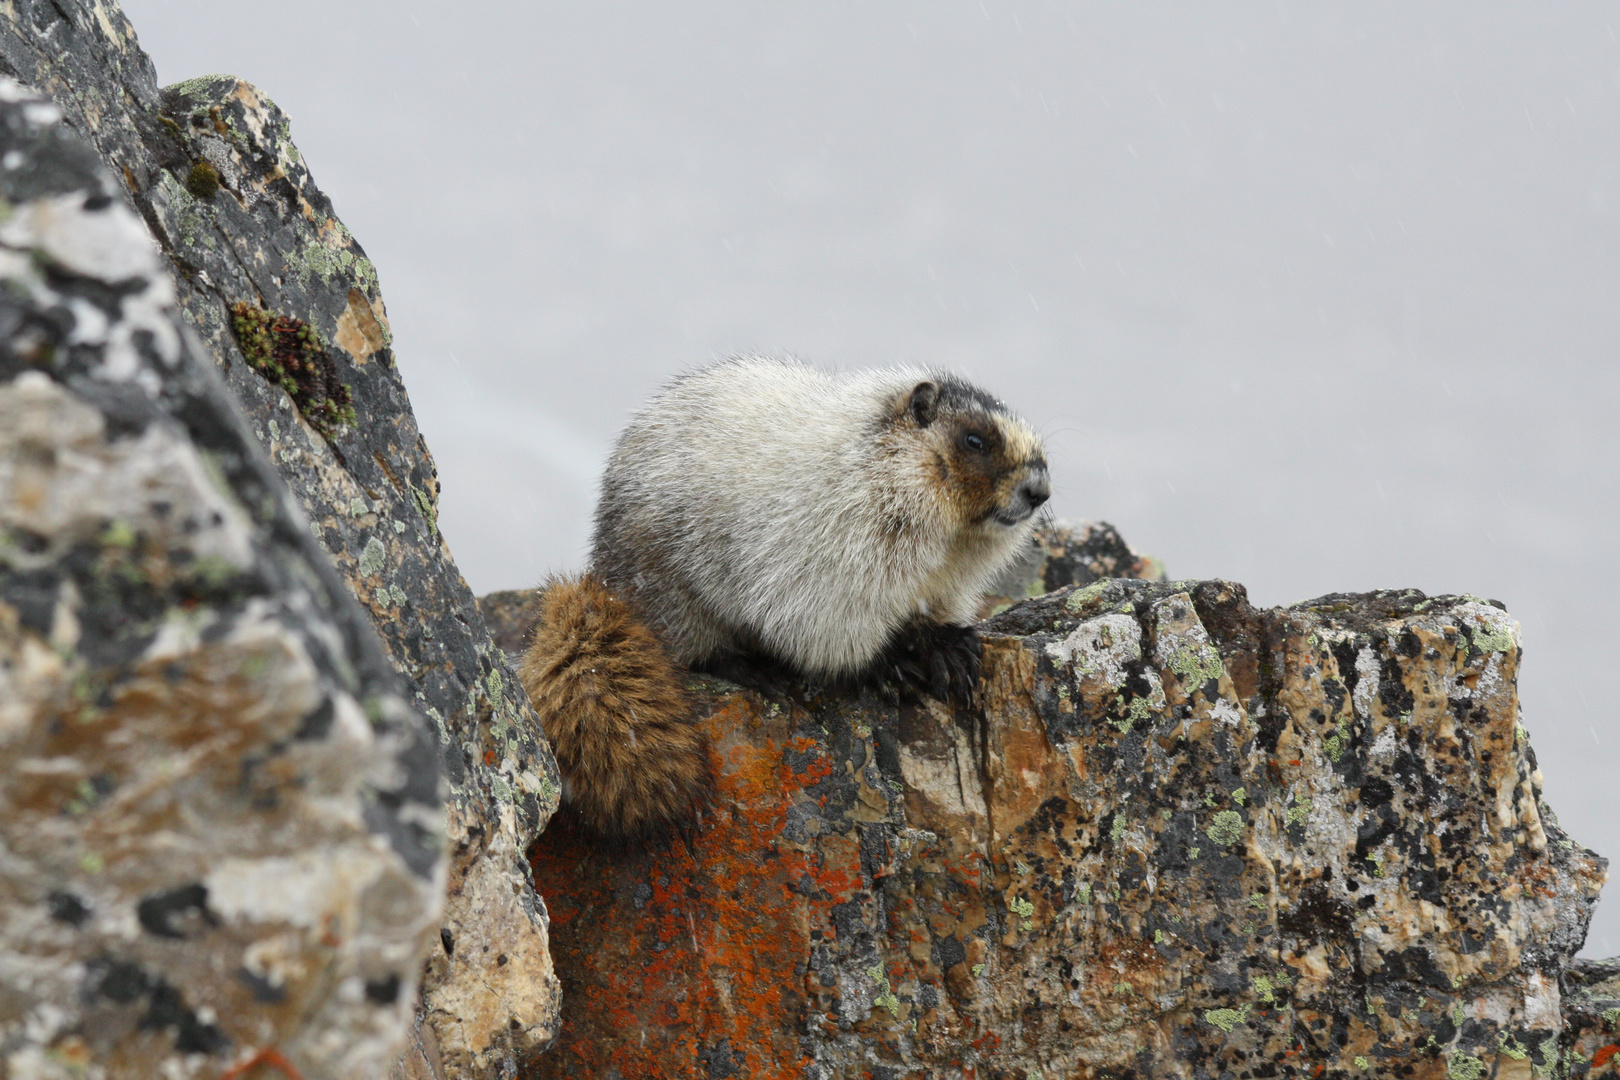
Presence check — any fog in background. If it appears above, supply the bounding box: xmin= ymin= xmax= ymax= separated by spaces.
xmin=121 ymin=1 xmax=1618 ymax=954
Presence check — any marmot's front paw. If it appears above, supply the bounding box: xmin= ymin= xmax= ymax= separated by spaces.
xmin=876 ymin=621 xmax=982 ymax=706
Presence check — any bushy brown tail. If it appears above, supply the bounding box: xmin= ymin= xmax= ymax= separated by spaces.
xmin=518 ymin=572 xmax=711 ymax=844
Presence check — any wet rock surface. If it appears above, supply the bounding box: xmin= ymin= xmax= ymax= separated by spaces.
xmin=0 ymin=79 xmax=442 ymax=1079
xmin=500 ymin=579 xmax=1608 ymax=1078
xmin=0 ymin=2 xmax=564 ymax=1074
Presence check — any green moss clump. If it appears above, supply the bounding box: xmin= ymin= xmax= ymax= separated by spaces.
xmin=230 ymin=302 xmax=356 ymax=438
xmin=185 ymin=160 xmax=220 ymax=200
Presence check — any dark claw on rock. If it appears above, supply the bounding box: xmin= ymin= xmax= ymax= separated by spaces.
xmin=869 ymin=621 xmax=982 ymax=707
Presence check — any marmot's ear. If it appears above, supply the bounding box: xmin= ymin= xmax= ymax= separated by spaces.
xmin=909 ymin=381 xmax=940 ymax=428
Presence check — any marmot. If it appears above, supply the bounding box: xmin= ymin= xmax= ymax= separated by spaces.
xmin=519 ymin=356 xmax=1049 ymax=842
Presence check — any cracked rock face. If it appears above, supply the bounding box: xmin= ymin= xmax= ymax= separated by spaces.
xmin=0 ymin=79 xmax=443 ymax=1079
xmin=0 ymin=3 xmax=564 ymax=1073
xmin=514 ymin=579 xmax=1604 ymax=1079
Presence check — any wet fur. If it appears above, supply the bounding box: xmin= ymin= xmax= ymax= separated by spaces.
xmin=518 ymin=573 xmax=710 ymax=844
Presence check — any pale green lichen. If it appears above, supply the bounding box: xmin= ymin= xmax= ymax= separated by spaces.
xmin=1066 ymin=579 xmax=1110 ymax=612
xmin=1076 ymin=882 xmax=1092 ymax=904
xmin=1367 ymin=851 xmax=1386 ymax=878
xmin=1010 ymin=895 xmax=1035 ymax=931
xmin=1323 ymin=725 xmax=1349 ymax=762
xmin=1110 ymin=816 xmax=1127 ymax=843
xmin=1451 ymin=1000 xmax=1466 ymax=1026
xmin=191 ymin=555 xmax=241 ymax=588
xmin=163 ymin=73 xmax=236 ymax=99
xmin=1354 ymin=1058 xmax=1369 ymax=1070
xmin=1113 ymin=982 xmax=1133 ymax=996
xmin=1446 ymin=1053 xmax=1486 ymax=1080
xmin=1188 ymin=846 xmax=1201 ymax=860
xmin=1154 ymin=929 xmax=1166 ymax=943
xmin=1253 ymin=974 xmax=1277 ymax=1003
xmin=424 ymin=705 xmax=448 ymax=745
xmin=866 ymin=966 xmax=900 ymax=1016
xmin=413 ymin=486 xmax=439 ymax=534
xmin=1537 ymin=1035 xmax=1559 ymax=1077
xmin=1286 ymin=794 xmax=1313 ymax=827
xmin=357 ymin=535 xmax=386 ymax=577
xmin=1206 ymin=810 xmax=1244 ymax=846
xmin=1470 ymin=619 xmax=1517 ymax=655
xmin=286 ymin=232 xmax=379 ymax=294
xmin=1497 ymin=1032 xmax=1528 ymax=1060
xmin=1164 ymin=636 xmax=1225 ymax=687
xmin=1203 ymin=1004 xmax=1251 ymax=1032
xmin=1231 ymin=786 xmax=1246 ymax=805
xmin=1602 ymin=1007 xmax=1620 ymax=1027
xmin=1247 ymin=893 xmax=1266 ymax=910
xmin=1110 ymin=692 xmax=1154 ymax=734
xmin=971 ymin=963 xmax=985 ymax=977
xmin=100 ymin=520 xmax=136 ymax=548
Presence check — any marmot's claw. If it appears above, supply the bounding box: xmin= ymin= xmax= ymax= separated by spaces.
xmin=873 ymin=621 xmax=983 ymax=708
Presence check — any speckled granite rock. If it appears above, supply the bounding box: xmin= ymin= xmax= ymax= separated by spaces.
xmin=0 ymin=78 xmax=442 ymax=1079
xmin=506 ymin=580 xmax=1606 ymax=1079
xmin=0 ymin=3 xmax=564 ymax=1074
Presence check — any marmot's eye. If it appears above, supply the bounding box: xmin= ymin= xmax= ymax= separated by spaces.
xmin=963 ymin=431 xmax=987 ymax=453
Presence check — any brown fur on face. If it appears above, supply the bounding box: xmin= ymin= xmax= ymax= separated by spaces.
xmin=518 ymin=572 xmax=711 ymax=844
xmin=901 ymin=379 xmax=1048 ymax=528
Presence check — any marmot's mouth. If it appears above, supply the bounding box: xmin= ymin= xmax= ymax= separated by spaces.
xmin=992 ymin=505 xmax=1035 ymax=527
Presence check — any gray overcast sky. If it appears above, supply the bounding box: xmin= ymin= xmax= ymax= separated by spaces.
xmin=119 ymin=1 xmax=1618 ymax=954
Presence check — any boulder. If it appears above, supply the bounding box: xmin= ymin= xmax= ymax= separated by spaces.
xmin=507 ymin=579 xmax=1608 ymax=1078
xmin=0 ymin=2 xmax=565 ymax=1074
xmin=0 ymin=79 xmax=442 ymax=1079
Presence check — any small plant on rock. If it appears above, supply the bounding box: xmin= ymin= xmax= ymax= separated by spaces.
xmin=229 ymin=301 xmax=356 ymax=438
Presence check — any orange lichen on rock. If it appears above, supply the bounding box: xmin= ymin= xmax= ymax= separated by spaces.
xmin=528 ymin=694 xmax=841 ymax=1079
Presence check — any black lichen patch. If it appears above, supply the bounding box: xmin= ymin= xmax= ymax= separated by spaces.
xmin=229 ymin=301 xmax=355 ymax=438
xmin=184 ymin=160 xmax=219 ymax=200
xmin=135 ymin=882 xmax=217 ymax=939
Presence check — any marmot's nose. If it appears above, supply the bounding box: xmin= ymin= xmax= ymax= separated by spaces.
xmin=1021 ymin=473 xmax=1050 ymax=509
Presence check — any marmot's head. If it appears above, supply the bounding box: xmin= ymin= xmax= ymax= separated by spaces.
xmin=900 ymin=376 xmax=1049 ymax=530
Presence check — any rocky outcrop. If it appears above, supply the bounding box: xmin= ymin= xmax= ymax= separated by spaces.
xmin=505 ymin=579 xmax=1607 ymax=1078
xmin=0 ymin=79 xmax=442 ymax=1078
xmin=0 ymin=3 xmax=563 ymax=1074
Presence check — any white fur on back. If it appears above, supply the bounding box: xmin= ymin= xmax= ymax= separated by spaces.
xmin=591 ymin=356 xmax=1038 ymax=676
